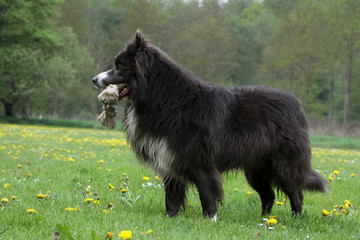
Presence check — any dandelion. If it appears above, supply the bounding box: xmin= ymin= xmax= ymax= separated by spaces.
xmin=342 ymin=209 xmax=347 ymax=213
xmin=109 ymin=183 xmax=114 ymax=189
xmin=351 ymin=173 xmax=356 ymax=177
xmin=276 ymin=201 xmax=284 ymax=205
xmin=333 ymin=170 xmax=339 ymax=176
xmin=328 ymin=177 xmax=333 ymax=181
xmin=121 ymin=188 xmax=127 ymax=193
xmin=147 ymin=230 xmax=153 ymax=234
xmin=17 ymin=164 xmax=22 ymax=168
xmin=86 ymin=187 xmax=92 ymax=195
xmin=1 ymin=198 xmax=8 ymax=203
xmin=85 ymin=198 xmax=93 ymax=203
xmin=93 ymin=199 xmax=100 ymax=204
xmin=65 ymin=207 xmax=78 ymax=211
xmin=119 ymin=230 xmax=132 ymax=239
xmin=26 ymin=209 xmax=37 ymax=214
xmin=11 ymin=196 xmax=17 ymax=200
xmin=37 ymin=194 xmax=46 ymax=199
xmin=27 ymin=173 xmax=32 ymax=177
xmin=103 ymin=210 xmax=111 ymax=213
xmin=247 ymin=191 xmax=253 ymax=195
xmin=155 ymin=176 xmax=160 ymax=180
xmin=108 ymin=202 xmax=114 ymax=208
xmin=4 ymin=183 xmax=9 ymax=188
xmin=234 ymin=188 xmax=238 ymax=192
xmin=68 ymin=157 xmax=75 ymax=162
xmin=143 ymin=177 xmax=149 ymax=181
xmin=123 ymin=173 xmax=127 ymax=176
xmin=266 ymin=218 xmax=278 ymax=226
xmin=344 ymin=200 xmax=351 ymax=208
xmin=106 ymin=232 xmax=114 ymax=239
xmin=322 ymin=209 xmax=330 ymax=216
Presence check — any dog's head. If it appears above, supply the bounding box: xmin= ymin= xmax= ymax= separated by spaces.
xmin=92 ymin=30 xmax=149 ymax=101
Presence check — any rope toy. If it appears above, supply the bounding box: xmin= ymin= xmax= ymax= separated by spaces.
xmin=97 ymin=84 xmax=120 ymax=129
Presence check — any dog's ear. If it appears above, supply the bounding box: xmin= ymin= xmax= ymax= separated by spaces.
xmin=134 ymin=30 xmax=145 ymax=53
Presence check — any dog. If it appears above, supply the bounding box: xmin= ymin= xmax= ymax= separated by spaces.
xmin=92 ymin=30 xmax=328 ymax=221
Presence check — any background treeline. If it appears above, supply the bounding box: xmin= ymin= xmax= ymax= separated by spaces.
xmin=1 ymin=0 xmax=360 ymax=129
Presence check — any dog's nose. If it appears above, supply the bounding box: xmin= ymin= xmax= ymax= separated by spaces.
xmin=92 ymin=76 xmax=98 ymax=83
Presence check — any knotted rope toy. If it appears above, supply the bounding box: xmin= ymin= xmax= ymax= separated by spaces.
xmin=97 ymin=84 xmax=120 ymax=129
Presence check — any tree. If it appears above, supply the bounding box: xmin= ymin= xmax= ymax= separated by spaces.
xmin=333 ymin=0 xmax=360 ymax=124
xmin=0 ymin=0 xmax=62 ymax=116
xmin=260 ymin=0 xmax=325 ymax=107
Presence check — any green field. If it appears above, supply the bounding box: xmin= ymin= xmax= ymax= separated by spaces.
xmin=0 ymin=124 xmax=359 ymax=239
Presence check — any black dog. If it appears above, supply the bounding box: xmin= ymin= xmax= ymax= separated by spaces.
xmin=92 ymin=30 xmax=328 ymax=221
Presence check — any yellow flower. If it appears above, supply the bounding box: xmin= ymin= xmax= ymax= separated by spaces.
xmin=17 ymin=164 xmax=22 ymax=168
xmin=37 ymin=194 xmax=46 ymax=199
xmin=322 ymin=209 xmax=330 ymax=216
xmin=68 ymin=157 xmax=75 ymax=162
xmin=86 ymin=187 xmax=91 ymax=195
xmin=123 ymin=173 xmax=127 ymax=176
xmin=26 ymin=209 xmax=37 ymax=214
xmin=276 ymin=201 xmax=284 ymax=205
xmin=85 ymin=198 xmax=93 ymax=202
xmin=234 ymin=188 xmax=238 ymax=192
xmin=342 ymin=209 xmax=347 ymax=213
xmin=143 ymin=177 xmax=149 ymax=181
xmin=1 ymin=198 xmax=8 ymax=203
xmin=328 ymin=177 xmax=333 ymax=181
xmin=155 ymin=176 xmax=160 ymax=180
xmin=247 ymin=191 xmax=253 ymax=195
xmin=147 ymin=230 xmax=153 ymax=234
xmin=344 ymin=200 xmax=351 ymax=208
xmin=109 ymin=183 xmax=114 ymax=189
xmin=266 ymin=218 xmax=278 ymax=226
xmin=93 ymin=199 xmax=100 ymax=204
xmin=27 ymin=173 xmax=32 ymax=177
xmin=119 ymin=230 xmax=132 ymax=239
xmin=65 ymin=207 xmax=78 ymax=211
xmin=351 ymin=173 xmax=356 ymax=177
xmin=121 ymin=188 xmax=127 ymax=193
xmin=4 ymin=183 xmax=9 ymax=188
xmin=108 ymin=202 xmax=114 ymax=208
xmin=106 ymin=232 xmax=114 ymax=238
xmin=333 ymin=170 xmax=339 ymax=176
xmin=11 ymin=196 xmax=17 ymax=200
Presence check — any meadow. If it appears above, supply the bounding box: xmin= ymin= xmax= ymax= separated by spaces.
xmin=0 ymin=123 xmax=359 ymax=239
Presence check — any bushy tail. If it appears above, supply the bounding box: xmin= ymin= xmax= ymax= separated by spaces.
xmin=304 ymin=170 xmax=329 ymax=192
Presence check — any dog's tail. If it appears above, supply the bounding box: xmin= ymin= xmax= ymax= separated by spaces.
xmin=304 ymin=170 xmax=329 ymax=192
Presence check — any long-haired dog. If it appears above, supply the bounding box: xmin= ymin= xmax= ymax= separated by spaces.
xmin=92 ymin=30 xmax=328 ymax=221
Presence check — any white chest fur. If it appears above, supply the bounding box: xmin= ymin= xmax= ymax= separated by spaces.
xmin=124 ymin=107 xmax=176 ymax=179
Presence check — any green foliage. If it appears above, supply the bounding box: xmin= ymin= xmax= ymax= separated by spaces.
xmin=1 ymin=0 xmax=360 ymax=124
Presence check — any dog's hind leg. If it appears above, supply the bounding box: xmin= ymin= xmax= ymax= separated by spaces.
xmin=244 ymin=169 xmax=275 ymax=216
xmin=282 ymin=185 xmax=303 ymax=216
xmin=190 ymin=168 xmax=223 ymax=220
xmin=164 ymin=178 xmax=187 ymax=217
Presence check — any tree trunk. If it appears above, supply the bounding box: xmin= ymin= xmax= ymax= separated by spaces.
xmin=344 ymin=46 xmax=353 ymax=125
xmin=328 ymin=67 xmax=335 ymax=122
xmin=2 ymin=100 xmax=15 ymax=116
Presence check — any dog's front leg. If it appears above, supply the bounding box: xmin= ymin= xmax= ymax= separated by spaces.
xmin=190 ymin=168 xmax=223 ymax=221
xmin=163 ymin=179 xmax=187 ymax=217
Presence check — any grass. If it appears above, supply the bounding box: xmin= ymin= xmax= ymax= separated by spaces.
xmin=0 ymin=123 xmax=359 ymax=239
